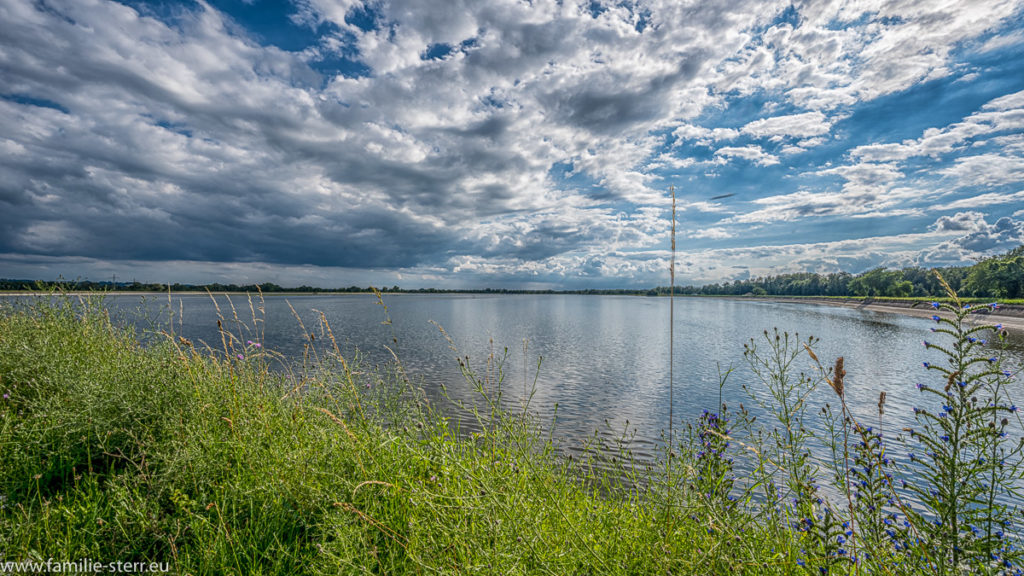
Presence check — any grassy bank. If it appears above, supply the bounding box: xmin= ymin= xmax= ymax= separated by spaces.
xmin=0 ymin=292 xmax=1021 ymax=574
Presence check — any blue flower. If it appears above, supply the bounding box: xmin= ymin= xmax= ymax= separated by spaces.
xmin=932 ymin=315 xmax=941 ymax=322
xmin=931 ymin=302 xmax=940 ymax=309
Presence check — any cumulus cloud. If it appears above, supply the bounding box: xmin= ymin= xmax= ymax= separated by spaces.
xmin=919 ymin=213 xmax=1024 ymax=265
xmin=931 ymin=211 xmax=989 ymax=233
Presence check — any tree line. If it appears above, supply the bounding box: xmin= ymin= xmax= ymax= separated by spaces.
xmin=2 ymin=245 xmax=1021 ymax=299
xmin=656 ymin=245 xmax=1024 ymax=299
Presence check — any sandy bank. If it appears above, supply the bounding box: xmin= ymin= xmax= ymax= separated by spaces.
xmin=739 ymin=296 xmax=1024 ymax=333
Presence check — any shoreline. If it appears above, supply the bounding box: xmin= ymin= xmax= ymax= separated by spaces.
xmin=735 ymin=295 xmax=1024 ymax=333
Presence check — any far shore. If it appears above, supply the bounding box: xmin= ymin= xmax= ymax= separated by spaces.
xmin=732 ymin=295 xmax=1024 ymax=333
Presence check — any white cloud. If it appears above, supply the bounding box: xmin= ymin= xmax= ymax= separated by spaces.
xmin=931 ymin=211 xmax=990 ymax=233
xmin=932 ymin=190 xmax=1024 ymax=211
xmin=741 ymin=111 xmax=833 ymax=141
xmin=714 ymin=145 xmax=780 ymax=166
xmin=687 ymin=227 xmax=734 ymax=240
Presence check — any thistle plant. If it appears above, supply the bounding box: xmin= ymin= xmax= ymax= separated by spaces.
xmin=903 ymin=273 xmax=1024 ymax=574
xmin=742 ymin=329 xmax=823 ymax=517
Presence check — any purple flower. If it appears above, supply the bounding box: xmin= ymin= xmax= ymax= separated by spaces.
xmin=237 ymin=354 xmax=244 ymax=360
xmin=254 ymin=342 xmax=262 ymax=348
xmin=2 ymin=393 xmax=8 ymax=400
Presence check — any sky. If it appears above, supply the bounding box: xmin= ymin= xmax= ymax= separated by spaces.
xmin=1 ymin=0 xmax=1024 ymax=289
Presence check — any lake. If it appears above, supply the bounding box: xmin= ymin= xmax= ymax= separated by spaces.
xmin=84 ymin=292 xmax=1024 ymax=465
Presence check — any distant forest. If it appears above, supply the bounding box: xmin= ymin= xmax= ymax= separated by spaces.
xmin=2 ymin=245 xmax=1022 ymax=299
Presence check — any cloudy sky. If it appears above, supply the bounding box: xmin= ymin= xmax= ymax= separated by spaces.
xmin=1 ymin=0 xmax=1023 ymax=289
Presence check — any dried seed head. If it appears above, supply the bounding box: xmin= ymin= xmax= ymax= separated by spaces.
xmin=829 ymin=357 xmax=845 ymax=398
xmin=878 ymin=391 xmax=887 ymax=416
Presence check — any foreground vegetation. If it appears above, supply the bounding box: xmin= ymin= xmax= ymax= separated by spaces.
xmin=0 ymin=282 xmax=1021 ymax=574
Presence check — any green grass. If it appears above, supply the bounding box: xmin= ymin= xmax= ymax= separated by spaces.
xmin=0 ymin=296 xmax=795 ymax=574
xmin=0 ymin=292 xmax=1020 ymax=574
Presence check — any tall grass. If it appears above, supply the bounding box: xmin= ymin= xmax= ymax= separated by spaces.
xmin=0 ymin=278 xmax=1020 ymax=574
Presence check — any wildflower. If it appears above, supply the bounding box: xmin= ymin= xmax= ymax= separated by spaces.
xmin=236 ymin=354 xmax=244 ymax=360
xmin=931 ymin=302 xmax=940 ymax=309
xmin=932 ymin=315 xmax=941 ymax=322
xmin=989 ymin=357 xmax=998 ymax=363
xmin=991 ymin=302 xmax=1000 ymax=310
xmin=923 ymin=362 xmax=930 ymax=368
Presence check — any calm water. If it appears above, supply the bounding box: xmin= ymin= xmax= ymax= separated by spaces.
xmin=82 ymin=293 xmax=1024 ymax=464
